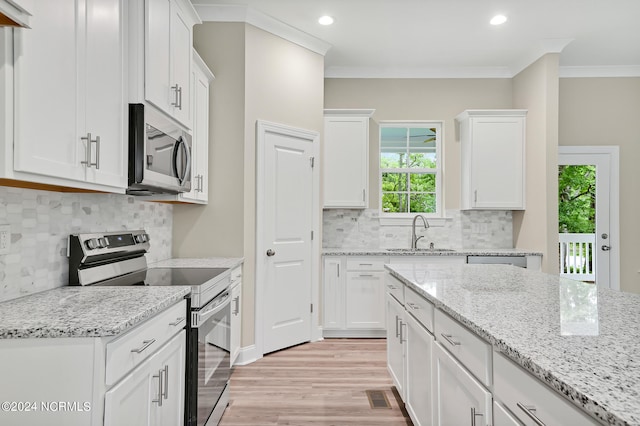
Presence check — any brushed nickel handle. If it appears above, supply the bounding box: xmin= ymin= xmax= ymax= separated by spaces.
xmin=163 ymin=365 xmax=169 ymax=400
xmin=358 ymin=274 xmax=374 ymax=277
xmin=233 ymin=296 xmax=240 ymax=315
xmin=152 ymin=368 xmax=163 ymax=406
xmin=517 ymin=403 xmax=546 ymax=425
xmin=171 ymin=84 xmax=180 ymax=107
xmin=131 ymin=338 xmax=156 ymax=353
xmin=266 ymin=249 xmax=276 ymax=257
xmin=470 ymin=407 xmax=483 ymax=426
xmin=81 ymin=133 xmax=100 ymax=169
xmin=406 ymin=302 xmax=419 ymax=310
xmin=94 ymin=135 xmax=100 ymax=169
xmin=169 ymin=317 xmax=185 ymax=327
xmin=440 ymin=333 xmax=461 ymax=346
xmin=387 ymin=284 xmax=397 ymax=290
xmin=395 ymin=315 xmax=401 ymax=338
xmin=177 ymin=86 xmax=183 ymax=110
xmin=399 ymin=321 xmax=406 ymax=343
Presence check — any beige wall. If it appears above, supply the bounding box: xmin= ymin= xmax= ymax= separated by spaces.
xmin=174 ymin=23 xmax=246 ymax=258
xmin=175 ymin=23 xmax=324 ymax=348
xmin=559 ymin=77 xmax=640 ymax=293
xmin=324 ymin=78 xmax=513 ymax=210
xmin=512 ymin=54 xmax=560 ymax=274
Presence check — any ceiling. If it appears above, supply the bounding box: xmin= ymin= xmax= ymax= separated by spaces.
xmin=193 ymin=0 xmax=640 ymax=78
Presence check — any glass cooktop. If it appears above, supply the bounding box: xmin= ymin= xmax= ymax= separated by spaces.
xmin=94 ymin=267 xmax=229 ymax=287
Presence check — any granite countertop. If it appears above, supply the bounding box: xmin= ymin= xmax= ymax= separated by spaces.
xmin=0 ymin=286 xmax=191 ymax=339
xmin=385 ymin=262 xmax=640 ymax=426
xmin=323 ymin=247 xmax=542 ymax=256
xmin=150 ymin=257 xmax=244 ymax=269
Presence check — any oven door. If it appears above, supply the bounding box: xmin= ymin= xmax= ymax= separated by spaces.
xmin=189 ymin=290 xmax=231 ymax=426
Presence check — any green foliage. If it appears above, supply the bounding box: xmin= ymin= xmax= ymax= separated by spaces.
xmin=558 ymin=165 xmax=595 ymax=233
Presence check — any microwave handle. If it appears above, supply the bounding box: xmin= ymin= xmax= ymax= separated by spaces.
xmin=173 ymin=138 xmax=191 ymax=185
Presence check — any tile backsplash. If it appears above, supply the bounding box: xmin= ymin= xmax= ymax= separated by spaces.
xmin=322 ymin=209 xmax=512 ymax=249
xmin=0 ymin=186 xmax=172 ymax=302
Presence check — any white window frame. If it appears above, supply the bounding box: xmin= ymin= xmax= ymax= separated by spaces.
xmin=378 ymin=121 xmax=445 ymax=226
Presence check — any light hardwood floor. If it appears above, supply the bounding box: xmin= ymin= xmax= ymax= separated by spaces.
xmin=220 ymin=338 xmax=412 ymax=425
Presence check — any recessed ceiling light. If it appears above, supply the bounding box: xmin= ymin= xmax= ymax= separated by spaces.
xmin=318 ymin=15 xmax=334 ymax=26
xmin=490 ymin=15 xmax=507 ymax=25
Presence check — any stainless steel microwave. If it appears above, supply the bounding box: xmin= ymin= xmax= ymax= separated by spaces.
xmin=127 ymin=103 xmax=192 ymax=195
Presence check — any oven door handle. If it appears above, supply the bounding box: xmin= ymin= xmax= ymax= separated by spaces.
xmin=193 ymin=292 xmax=230 ymax=327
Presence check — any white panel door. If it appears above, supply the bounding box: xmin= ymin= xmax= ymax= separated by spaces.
xmin=261 ymin=123 xmax=314 ymax=354
xmin=405 ymin=312 xmax=434 ymax=426
xmin=323 ymin=257 xmax=344 ymax=330
xmin=170 ymin=2 xmax=191 ymax=127
xmin=145 ymin=0 xmax=171 ymax=114
xmin=386 ymin=293 xmax=405 ymax=398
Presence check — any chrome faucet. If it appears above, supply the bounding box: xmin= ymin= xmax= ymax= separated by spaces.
xmin=411 ymin=214 xmax=430 ymax=249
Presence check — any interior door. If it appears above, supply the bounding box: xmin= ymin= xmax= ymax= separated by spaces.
xmin=558 ymin=147 xmax=619 ymax=289
xmin=259 ymin=122 xmax=314 ymax=354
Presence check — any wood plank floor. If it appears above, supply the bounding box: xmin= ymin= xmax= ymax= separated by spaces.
xmin=220 ymin=338 xmax=412 ymax=425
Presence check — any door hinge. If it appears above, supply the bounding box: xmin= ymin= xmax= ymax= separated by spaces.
xmin=310 ymin=156 xmax=315 ymax=168
xmin=311 ymin=303 xmax=313 ymax=313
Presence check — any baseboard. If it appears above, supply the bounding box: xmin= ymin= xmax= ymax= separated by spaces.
xmin=233 ymin=344 xmax=261 ymax=366
xmin=323 ymin=329 xmax=386 ymax=338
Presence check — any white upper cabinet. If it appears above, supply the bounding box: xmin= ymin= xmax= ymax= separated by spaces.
xmin=178 ymin=50 xmax=213 ymax=204
xmin=12 ymin=0 xmax=126 ymax=190
xmin=145 ymin=0 xmax=200 ymax=129
xmin=457 ymin=110 xmax=527 ymax=210
xmin=323 ymin=109 xmax=374 ymax=208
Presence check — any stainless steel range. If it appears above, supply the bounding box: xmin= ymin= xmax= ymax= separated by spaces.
xmin=68 ymin=230 xmax=232 ymax=426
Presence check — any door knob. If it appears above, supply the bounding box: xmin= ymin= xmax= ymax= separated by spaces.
xmin=266 ymin=249 xmax=276 ymax=257
xmin=602 ymin=245 xmax=611 ymax=251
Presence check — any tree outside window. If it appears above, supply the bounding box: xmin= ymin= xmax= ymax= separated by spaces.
xmin=380 ymin=123 xmax=442 ymax=217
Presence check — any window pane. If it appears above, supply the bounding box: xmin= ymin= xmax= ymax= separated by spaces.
xmin=382 ymin=193 xmax=407 ymax=213
xmin=381 ymin=127 xmax=408 ymax=168
xmin=382 ymin=173 xmax=408 ymax=192
xmin=409 ymin=173 xmax=435 ymax=192
xmin=410 ymin=193 xmax=436 ymax=213
xmin=408 ymin=127 xmax=437 ymax=168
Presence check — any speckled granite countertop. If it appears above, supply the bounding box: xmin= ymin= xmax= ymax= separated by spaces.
xmin=0 ymin=286 xmax=190 ymax=339
xmin=386 ymin=262 xmax=639 ymax=426
xmin=150 ymin=257 xmax=244 ymax=269
xmin=323 ymin=248 xmax=542 ymax=256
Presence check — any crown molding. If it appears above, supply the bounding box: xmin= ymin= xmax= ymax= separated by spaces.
xmin=193 ymin=4 xmax=331 ymax=56
xmin=509 ymin=38 xmax=574 ymax=77
xmin=324 ymin=66 xmax=513 ymax=79
xmin=559 ymin=65 xmax=640 ymax=78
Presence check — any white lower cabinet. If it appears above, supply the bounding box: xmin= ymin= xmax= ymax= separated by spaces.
xmin=405 ymin=311 xmax=434 ymax=426
xmin=493 ymin=351 xmax=599 ymax=426
xmin=432 ymin=341 xmax=492 ymax=426
xmin=324 ymin=256 xmax=386 ymax=337
xmin=105 ymin=330 xmax=185 ymax=426
xmin=386 ymin=293 xmax=406 ymax=398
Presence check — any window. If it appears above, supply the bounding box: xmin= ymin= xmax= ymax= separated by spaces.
xmin=379 ymin=122 xmax=443 ymax=218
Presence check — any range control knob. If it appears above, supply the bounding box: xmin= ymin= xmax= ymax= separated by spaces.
xmin=135 ymin=234 xmax=146 ymax=243
xmin=85 ymin=238 xmax=99 ymax=250
xmin=97 ymin=237 xmax=108 ymax=248
xmin=143 ymin=233 xmax=150 ymax=242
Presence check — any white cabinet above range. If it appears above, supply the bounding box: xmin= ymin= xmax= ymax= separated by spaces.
xmin=456 ymin=110 xmax=527 ymax=210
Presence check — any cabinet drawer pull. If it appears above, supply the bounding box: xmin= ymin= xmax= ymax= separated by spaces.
xmin=387 ymin=284 xmax=397 ymax=290
xmin=169 ymin=317 xmax=185 ymax=327
xmin=406 ymin=302 xmax=419 ymax=310
xmin=470 ymin=407 xmax=483 ymax=426
xmin=517 ymin=402 xmax=546 ymax=425
xmin=399 ymin=321 xmax=407 ymax=343
xmin=130 ymin=338 xmax=156 ymax=353
xmin=440 ymin=333 xmax=461 ymax=346
xmin=358 ymin=274 xmax=374 ymax=277
xmin=171 ymin=84 xmax=180 ymax=107
xmin=395 ymin=315 xmax=401 ymax=338
xmin=359 ymin=263 xmax=373 ymax=266
xmin=233 ymin=296 xmax=240 ymax=315
xmin=163 ymin=366 xmax=169 ymax=400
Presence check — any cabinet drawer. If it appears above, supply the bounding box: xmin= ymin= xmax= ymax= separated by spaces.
xmin=346 ymin=258 xmax=386 ymax=271
xmin=385 ymin=273 xmax=404 ymax=305
xmin=105 ymin=299 xmax=187 ymax=386
xmin=434 ymin=309 xmax=492 ymax=386
xmin=494 ymin=351 xmax=599 ymax=426
xmin=405 ymin=287 xmax=434 ymax=333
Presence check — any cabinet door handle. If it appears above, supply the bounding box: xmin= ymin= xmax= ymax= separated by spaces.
xmin=130 ymin=338 xmax=156 ymax=353
xmin=81 ymin=133 xmax=99 ymax=169
xmin=399 ymin=321 xmax=406 ymax=343
xmin=171 ymin=84 xmax=180 ymax=107
xmin=169 ymin=317 xmax=185 ymax=327
xmin=440 ymin=333 xmax=461 ymax=346
xmin=233 ymin=296 xmax=240 ymax=315
xmin=387 ymin=284 xmax=397 ymax=290
xmin=395 ymin=315 xmax=401 ymax=338
xmin=337 ymin=264 xmax=340 ymax=277
xmin=406 ymin=302 xmax=419 ymax=310
xmin=152 ymin=368 xmax=163 ymax=406
xmin=517 ymin=403 xmax=546 ymax=425
xmin=474 ymin=189 xmax=478 ymax=203
xmin=470 ymin=407 xmax=483 ymax=426
xmin=359 ymin=263 xmax=373 ymax=266
xmin=163 ymin=365 xmax=169 ymax=400
xmin=362 ymin=189 xmax=365 ymax=202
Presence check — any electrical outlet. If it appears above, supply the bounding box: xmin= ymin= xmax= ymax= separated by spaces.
xmin=0 ymin=224 xmax=10 ymax=255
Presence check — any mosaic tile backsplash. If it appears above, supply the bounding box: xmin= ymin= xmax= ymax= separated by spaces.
xmin=323 ymin=209 xmax=513 ymax=249
xmin=0 ymin=186 xmax=173 ymax=302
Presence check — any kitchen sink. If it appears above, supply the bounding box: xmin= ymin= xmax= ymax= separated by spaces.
xmin=385 ymin=248 xmax=456 ymax=252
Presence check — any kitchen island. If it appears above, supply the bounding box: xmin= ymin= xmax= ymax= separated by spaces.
xmin=386 ymin=262 xmax=639 ymax=426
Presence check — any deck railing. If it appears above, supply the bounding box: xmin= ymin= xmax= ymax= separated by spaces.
xmin=559 ymin=233 xmax=596 ymax=281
